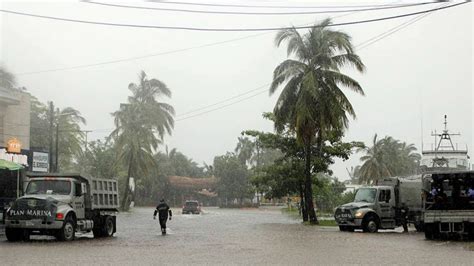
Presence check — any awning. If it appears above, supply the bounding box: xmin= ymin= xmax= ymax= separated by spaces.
xmin=0 ymin=159 xmax=24 ymax=171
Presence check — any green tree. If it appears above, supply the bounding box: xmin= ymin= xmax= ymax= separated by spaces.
xmin=235 ymin=136 xmax=256 ymax=166
xmin=76 ymin=139 xmax=122 ymax=179
xmin=55 ymin=107 xmax=86 ymax=172
xmin=111 ymin=71 xmax=175 ymax=210
xmin=30 ymin=96 xmax=50 ymax=150
xmin=270 ymin=19 xmax=365 ymax=224
xmin=214 ymin=153 xmax=251 ymax=206
xmin=358 ymin=134 xmax=421 ymax=184
xmin=29 ymin=98 xmax=86 ymax=172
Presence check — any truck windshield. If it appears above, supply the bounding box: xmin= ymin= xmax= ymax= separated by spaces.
xmin=354 ymin=188 xmax=377 ymax=203
xmin=26 ymin=180 xmax=71 ymax=195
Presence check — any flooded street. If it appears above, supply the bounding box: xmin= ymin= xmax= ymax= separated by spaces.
xmin=1 ymin=207 xmax=473 ymax=265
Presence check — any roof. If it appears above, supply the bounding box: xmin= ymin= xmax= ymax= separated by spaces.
xmin=168 ymin=176 xmax=218 ymax=190
xmin=26 ymin=172 xmax=91 ymax=183
xmin=0 ymin=159 xmax=24 ymax=170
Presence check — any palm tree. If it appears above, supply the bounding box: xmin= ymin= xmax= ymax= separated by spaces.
xmin=0 ymin=66 xmax=16 ymax=89
xmin=358 ymin=134 xmax=421 ymax=184
xmin=358 ymin=134 xmax=392 ymax=184
xmin=55 ymin=107 xmax=86 ymax=171
xmin=111 ymin=71 xmax=175 ymax=210
xmin=270 ymin=19 xmax=365 ymax=224
xmin=235 ymin=136 xmax=256 ymax=166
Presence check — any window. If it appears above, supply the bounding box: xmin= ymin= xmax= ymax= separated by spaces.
xmin=378 ymin=189 xmax=391 ymax=202
xmin=75 ymin=182 xmax=82 ymax=196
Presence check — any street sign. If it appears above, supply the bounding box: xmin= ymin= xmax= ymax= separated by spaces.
xmin=32 ymin=151 xmax=49 ymax=172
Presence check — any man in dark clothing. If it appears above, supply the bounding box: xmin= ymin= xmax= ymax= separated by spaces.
xmin=153 ymin=199 xmax=172 ymax=235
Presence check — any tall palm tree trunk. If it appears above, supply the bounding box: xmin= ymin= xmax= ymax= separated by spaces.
xmin=299 ymin=181 xmax=308 ymax=221
xmin=121 ymin=154 xmax=133 ymax=210
xmin=304 ymin=141 xmax=318 ymax=224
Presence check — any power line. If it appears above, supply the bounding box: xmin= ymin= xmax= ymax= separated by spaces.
xmin=355 ymin=3 xmax=443 ymax=50
xmin=14 ymin=3 xmax=453 ymax=129
xmin=175 ymin=6 xmax=445 ymax=121
xmin=176 ymin=90 xmax=269 ymax=121
xmin=7 ymin=2 xmax=461 ymax=128
xmin=14 ymin=12 xmax=355 ymax=76
xmin=177 ymin=83 xmax=270 ymax=117
xmin=15 ymin=32 xmax=267 ymax=75
xmin=0 ymin=1 xmax=469 ymax=32
xmin=145 ymin=0 xmax=419 ymax=9
xmin=84 ymin=1 xmax=436 ymax=16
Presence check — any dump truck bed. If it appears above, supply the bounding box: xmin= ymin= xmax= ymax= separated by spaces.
xmin=91 ymin=178 xmax=119 ymax=210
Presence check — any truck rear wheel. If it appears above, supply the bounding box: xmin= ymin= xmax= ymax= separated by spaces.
xmin=57 ymin=216 xmax=76 ymax=241
xmin=93 ymin=216 xmax=115 ymax=238
xmin=424 ymin=223 xmax=439 ymax=240
xmin=414 ymin=222 xmax=424 ymax=232
xmin=104 ymin=216 xmax=115 ymax=237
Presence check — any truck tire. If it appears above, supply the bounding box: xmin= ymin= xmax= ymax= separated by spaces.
xmin=92 ymin=228 xmax=104 ymax=238
xmin=362 ymin=216 xmax=379 ymax=233
xmin=339 ymin=225 xmax=347 ymax=231
xmin=5 ymin=228 xmax=21 ymax=242
xmin=104 ymin=216 xmax=115 ymax=237
xmin=57 ymin=216 xmax=76 ymax=241
xmin=424 ymin=224 xmax=434 ymax=240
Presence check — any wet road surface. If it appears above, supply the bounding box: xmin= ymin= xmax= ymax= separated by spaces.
xmin=1 ymin=207 xmax=473 ymax=265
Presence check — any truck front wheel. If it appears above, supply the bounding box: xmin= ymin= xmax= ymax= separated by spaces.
xmin=57 ymin=216 xmax=76 ymax=241
xmin=5 ymin=228 xmax=21 ymax=242
xmin=362 ymin=216 xmax=379 ymax=233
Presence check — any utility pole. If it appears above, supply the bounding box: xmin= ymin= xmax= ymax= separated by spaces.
xmin=48 ymin=102 xmax=54 ymax=173
xmin=55 ymin=118 xmax=59 ymax=173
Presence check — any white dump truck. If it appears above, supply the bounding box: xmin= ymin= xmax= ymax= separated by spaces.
xmin=4 ymin=173 xmax=119 ymax=241
xmin=334 ymin=176 xmax=423 ymax=232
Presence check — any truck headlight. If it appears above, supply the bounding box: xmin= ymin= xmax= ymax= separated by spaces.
xmin=355 ymin=211 xmax=363 ymax=218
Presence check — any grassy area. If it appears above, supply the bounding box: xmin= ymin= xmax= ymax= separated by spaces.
xmin=282 ymin=207 xmax=337 ymax=226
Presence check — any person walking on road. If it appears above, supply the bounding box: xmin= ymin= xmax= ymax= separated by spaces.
xmin=153 ymin=198 xmax=172 ymax=235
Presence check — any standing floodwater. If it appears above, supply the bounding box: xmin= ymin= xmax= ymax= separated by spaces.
xmin=1 ymin=207 xmax=473 ymax=265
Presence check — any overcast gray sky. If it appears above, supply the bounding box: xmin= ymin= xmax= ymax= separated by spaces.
xmin=1 ymin=0 xmax=472 ymax=180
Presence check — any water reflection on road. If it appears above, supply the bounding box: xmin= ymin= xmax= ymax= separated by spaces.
xmin=1 ymin=207 xmax=472 ymax=265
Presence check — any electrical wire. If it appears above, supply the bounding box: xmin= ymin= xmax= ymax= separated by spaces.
xmin=0 ymin=1 xmax=469 ymax=32
xmin=176 ymin=90 xmax=269 ymax=121
xmin=145 ymin=0 xmax=421 ymax=9
xmin=14 ymin=12 xmax=356 ymax=76
xmin=11 ymin=3 xmax=451 ymax=128
xmin=84 ymin=1 xmax=436 ymax=16
xmin=5 ymin=2 xmax=458 ymax=128
xmin=176 ymin=6 xmax=444 ymax=121
xmin=355 ymin=3 xmax=444 ymax=50
xmin=177 ymin=83 xmax=270 ymax=117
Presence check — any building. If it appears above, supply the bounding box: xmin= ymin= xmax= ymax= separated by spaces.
xmin=0 ymin=87 xmax=31 ymax=151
